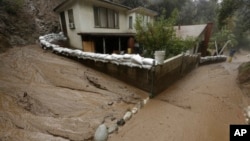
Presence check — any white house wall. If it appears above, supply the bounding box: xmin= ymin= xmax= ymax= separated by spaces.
xmin=57 ymin=0 xmax=156 ymax=49
xmin=64 ymin=1 xmax=82 ymax=49
xmin=78 ymin=0 xmax=130 ymax=33
xmin=127 ymin=12 xmax=154 ymax=33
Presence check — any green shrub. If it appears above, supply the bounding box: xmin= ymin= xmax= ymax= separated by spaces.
xmin=135 ymin=9 xmax=195 ymax=58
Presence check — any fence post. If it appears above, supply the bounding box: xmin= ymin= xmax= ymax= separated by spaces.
xmin=150 ymin=60 xmax=156 ymax=98
xmin=180 ymin=53 xmax=185 ymax=76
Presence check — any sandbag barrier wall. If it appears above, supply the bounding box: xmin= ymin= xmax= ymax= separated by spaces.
xmin=72 ymin=53 xmax=200 ymax=97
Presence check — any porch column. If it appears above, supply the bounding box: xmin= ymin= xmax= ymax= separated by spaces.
xmin=103 ymin=38 xmax=106 ymax=54
xmin=118 ymin=37 xmax=121 ymax=52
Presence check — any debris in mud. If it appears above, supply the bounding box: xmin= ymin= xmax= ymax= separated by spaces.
xmin=108 ymin=102 xmax=114 ymax=106
xmin=85 ymin=74 xmax=107 ymax=90
xmin=17 ymin=91 xmax=54 ymax=116
xmin=18 ymin=92 xmax=33 ymax=111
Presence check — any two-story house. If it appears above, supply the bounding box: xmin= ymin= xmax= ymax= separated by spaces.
xmin=54 ymin=0 xmax=157 ymax=54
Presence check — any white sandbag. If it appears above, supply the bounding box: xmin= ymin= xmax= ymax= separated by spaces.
xmin=131 ymin=54 xmax=143 ymax=65
xmin=142 ymin=58 xmax=155 ymax=65
xmin=123 ymin=54 xmax=132 ymax=59
xmin=104 ymin=55 xmax=112 ymax=61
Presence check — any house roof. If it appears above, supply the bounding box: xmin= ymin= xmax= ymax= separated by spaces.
xmin=54 ymin=0 xmax=131 ymax=12
xmin=128 ymin=6 xmax=158 ymax=16
xmin=174 ymin=24 xmax=207 ymax=40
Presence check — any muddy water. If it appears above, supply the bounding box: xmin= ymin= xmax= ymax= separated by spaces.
xmin=0 ymin=45 xmax=148 ymax=140
xmin=109 ymin=52 xmax=249 ymax=141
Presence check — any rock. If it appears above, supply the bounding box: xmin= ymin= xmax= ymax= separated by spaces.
xmin=143 ymin=97 xmax=149 ymax=105
xmin=108 ymin=102 xmax=113 ymax=106
xmin=117 ymin=119 xmax=125 ymax=126
xmin=108 ymin=124 xmax=118 ymax=134
xmin=136 ymin=102 xmax=142 ymax=109
xmin=246 ymin=118 xmax=249 ymax=125
xmin=111 ymin=117 xmax=116 ymax=121
xmin=123 ymin=111 xmax=132 ymax=121
xmin=94 ymin=124 xmax=108 ymax=141
xmin=131 ymin=107 xmax=138 ymax=114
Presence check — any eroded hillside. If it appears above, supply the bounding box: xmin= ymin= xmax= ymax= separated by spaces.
xmin=0 ymin=0 xmax=63 ymax=48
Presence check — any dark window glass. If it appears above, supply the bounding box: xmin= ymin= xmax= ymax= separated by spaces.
xmin=129 ymin=16 xmax=133 ymax=29
xmin=93 ymin=6 xmax=119 ymax=28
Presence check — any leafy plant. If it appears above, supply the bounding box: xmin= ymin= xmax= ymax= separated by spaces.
xmin=135 ymin=9 xmax=195 ymax=58
xmin=212 ymin=27 xmax=238 ymax=48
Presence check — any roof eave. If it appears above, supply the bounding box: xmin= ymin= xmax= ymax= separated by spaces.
xmin=54 ymin=0 xmax=72 ymax=12
xmin=54 ymin=0 xmax=132 ymax=12
xmin=97 ymin=0 xmax=131 ymax=10
xmin=128 ymin=6 xmax=158 ymax=17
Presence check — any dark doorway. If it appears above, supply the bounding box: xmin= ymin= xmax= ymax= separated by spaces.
xmin=60 ymin=12 xmax=68 ymax=37
xmin=93 ymin=36 xmax=130 ymax=54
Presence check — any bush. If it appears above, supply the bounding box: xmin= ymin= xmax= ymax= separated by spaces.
xmin=135 ymin=9 xmax=195 ymax=58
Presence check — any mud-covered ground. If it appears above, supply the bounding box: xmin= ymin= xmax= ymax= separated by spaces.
xmin=0 ymin=45 xmax=148 ymax=141
xmin=109 ymin=50 xmax=250 ymax=141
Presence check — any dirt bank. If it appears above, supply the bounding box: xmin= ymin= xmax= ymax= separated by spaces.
xmin=109 ymin=51 xmax=250 ymax=141
xmin=0 ymin=45 xmax=148 ymax=140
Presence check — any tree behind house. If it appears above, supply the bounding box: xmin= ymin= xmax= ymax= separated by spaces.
xmin=135 ymin=9 xmax=195 ymax=58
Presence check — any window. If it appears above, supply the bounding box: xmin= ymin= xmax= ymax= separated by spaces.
xmin=94 ymin=6 xmax=119 ymax=28
xmin=68 ymin=9 xmax=75 ymax=29
xmin=129 ymin=16 xmax=133 ymax=29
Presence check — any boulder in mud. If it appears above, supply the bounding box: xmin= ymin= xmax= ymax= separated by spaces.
xmin=123 ymin=111 xmax=132 ymax=121
xmin=117 ymin=119 xmax=125 ymax=126
xmin=108 ymin=124 xmax=118 ymax=134
xmin=94 ymin=124 xmax=108 ymax=141
xmin=131 ymin=107 xmax=138 ymax=114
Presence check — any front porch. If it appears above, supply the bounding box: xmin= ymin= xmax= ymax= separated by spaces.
xmin=78 ymin=33 xmax=136 ymax=54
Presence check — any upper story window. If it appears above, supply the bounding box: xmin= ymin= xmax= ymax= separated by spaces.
xmin=94 ymin=6 xmax=119 ymax=29
xmin=68 ymin=9 xmax=75 ymax=29
xmin=129 ymin=16 xmax=133 ymax=29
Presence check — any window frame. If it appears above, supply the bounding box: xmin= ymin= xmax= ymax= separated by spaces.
xmin=93 ymin=6 xmax=119 ymax=29
xmin=129 ymin=16 xmax=133 ymax=29
xmin=68 ymin=9 xmax=75 ymax=29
